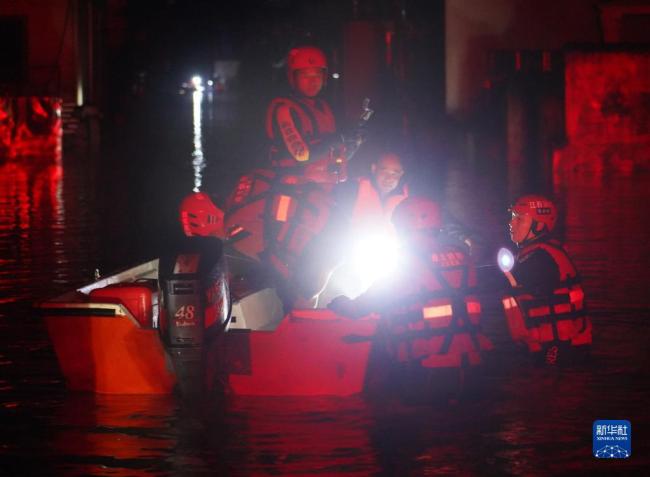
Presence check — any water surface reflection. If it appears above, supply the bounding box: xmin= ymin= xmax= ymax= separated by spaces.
xmin=0 ymin=96 xmax=648 ymax=474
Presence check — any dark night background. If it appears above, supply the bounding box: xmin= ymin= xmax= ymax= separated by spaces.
xmin=1 ymin=1 xmax=649 ymax=475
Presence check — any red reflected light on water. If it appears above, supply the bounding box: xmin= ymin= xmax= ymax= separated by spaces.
xmin=50 ymin=394 xmax=177 ymax=476
xmin=0 ymin=162 xmax=63 ymax=233
xmin=0 ymin=160 xmax=64 ymax=303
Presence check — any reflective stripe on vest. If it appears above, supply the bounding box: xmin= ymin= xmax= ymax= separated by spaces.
xmin=386 ymin=247 xmax=491 ymax=368
xmin=266 ymin=96 xmax=336 ymax=165
xmin=223 ymin=169 xmax=332 ymax=267
xmin=467 ymin=300 xmax=481 ymax=315
xmin=273 ymin=194 xmax=294 ymax=222
xmin=422 ymin=303 xmax=452 ymax=321
xmin=422 ymin=299 xmax=481 ymax=325
xmin=265 ymin=183 xmax=334 ymax=280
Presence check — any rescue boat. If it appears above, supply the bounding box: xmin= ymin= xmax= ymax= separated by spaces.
xmin=38 ymin=259 xmax=176 ymax=394
xmin=38 ymin=237 xmax=380 ymax=396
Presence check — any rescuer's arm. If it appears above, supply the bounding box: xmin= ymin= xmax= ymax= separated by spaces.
xmin=340 ymin=127 xmax=366 ymax=161
xmin=475 ymin=263 xmax=512 ymax=293
xmin=511 ymin=248 xmax=559 ymax=295
xmin=305 ymin=135 xmax=345 ymax=162
xmin=274 ymin=103 xmax=342 ymax=163
xmin=274 ymin=103 xmax=366 ymax=164
xmin=328 ymin=262 xmax=413 ymax=318
xmin=329 ymin=288 xmax=392 ymax=319
xmin=440 ymin=209 xmax=482 ymax=256
xmin=343 ymin=97 xmax=372 ymax=160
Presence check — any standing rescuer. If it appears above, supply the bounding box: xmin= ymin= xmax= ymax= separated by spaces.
xmin=266 ymin=45 xmax=347 ymax=182
xmin=329 ymin=197 xmax=493 ymax=378
xmin=501 ymin=194 xmax=592 ymax=365
xmin=223 ymin=45 xmax=361 ymax=306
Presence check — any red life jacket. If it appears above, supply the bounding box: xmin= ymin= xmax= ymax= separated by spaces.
xmin=350 ymin=177 xmax=408 ymax=235
xmin=386 ymin=243 xmax=493 ymax=368
xmin=502 ymin=240 xmax=592 ymax=352
xmin=224 ymin=168 xmax=334 ymax=279
xmin=266 ymin=96 xmax=344 ymax=184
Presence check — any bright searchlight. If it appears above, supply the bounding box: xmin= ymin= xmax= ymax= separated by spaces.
xmin=350 ymin=232 xmax=400 ymax=290
xmin=319 ymin=230 xmax=402 ymax=303
xmin=191 ymin=75 xmax=204 ymax=91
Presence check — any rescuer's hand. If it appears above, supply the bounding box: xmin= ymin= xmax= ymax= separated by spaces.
xmin=341 ymin=128 xmax=366 ymax=161
xmin=345 ymin=124 xmax=367 ymax=146
xmin=352 ymin=126 xmax=367 ymax=147
xmin=328 ymin=295 xmax=357 ymax=317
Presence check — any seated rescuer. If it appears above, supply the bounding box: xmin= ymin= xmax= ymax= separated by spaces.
xmin=335 ymin=151 xmax=408 ymax=236
xmin=336 ymin=151 xmax=476 ymax=245
xmin=308 ymin=151 xmax=408 ymax=305
xmin=335 ymin=149 xmax=478 ymax=256
xmin=501 ymin=194 xmax=592 ymax=365
xmin=313 ymin=151 xmax=481 ymax=307
xmin=328 ymin=197 xmax=493 ymax=370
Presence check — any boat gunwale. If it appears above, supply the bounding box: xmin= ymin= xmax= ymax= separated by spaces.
xmin=36 ymin=259 xmax=161 ymax=329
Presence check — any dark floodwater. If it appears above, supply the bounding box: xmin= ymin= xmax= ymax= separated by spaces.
xmin=1 ymin=92 xmax=649 ymax=476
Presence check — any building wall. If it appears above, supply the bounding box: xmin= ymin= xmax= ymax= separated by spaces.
xmin=555 ymin=50 xmax=650 ymax=173
xmin=1 ymin=0 xmax=76 ymax=100
xmin=445 ymin=0 xmax=601 ymax=118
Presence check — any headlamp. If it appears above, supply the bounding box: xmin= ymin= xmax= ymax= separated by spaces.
xmin=497 ymin=247 xmax=515 ymax=272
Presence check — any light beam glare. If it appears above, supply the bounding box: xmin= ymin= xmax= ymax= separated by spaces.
xmin=331 ymin=232 xmax=401 ymax=299
xmin=191 ymin=90 xmax=205 ymax=193
xmin=498 ymin=247 xmax=515 ymax=272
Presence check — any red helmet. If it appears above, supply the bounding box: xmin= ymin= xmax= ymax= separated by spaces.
xmin=392 ymin=197 xmax=441 ymax=233
xmin=287 ymin=46 xmax=327 ymax=88
xmin=179 ymin=192 xmax=224 ymax=237
xmin=510 ymin=194 xmax=557 ymax=234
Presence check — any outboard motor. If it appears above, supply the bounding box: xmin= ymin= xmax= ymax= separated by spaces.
xmin=159 ymin=236 xmax=230 ymax=396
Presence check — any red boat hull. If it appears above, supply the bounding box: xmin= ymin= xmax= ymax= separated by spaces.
xmin=224 ymin=310 xmax=379 ymax=396
xmin=41 ymin=269 xmax=379 ymax=396
xmin=45 ymin=312 xmax=176 ymax=394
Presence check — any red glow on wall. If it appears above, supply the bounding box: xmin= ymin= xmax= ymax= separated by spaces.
xmin=554 ymin=51 xmax=650 ymax=175
xmin=565 ymin=52 xmax=649 ymax=145
xmin=0 ymin=97 xmax=62 ymax=160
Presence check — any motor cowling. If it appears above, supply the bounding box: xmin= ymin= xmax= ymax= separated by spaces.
xmin=159 ymin=236 xmax=230 ymax=395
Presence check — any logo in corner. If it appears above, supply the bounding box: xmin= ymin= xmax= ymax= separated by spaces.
xmin=593 ymin=420 xmax=631 ymax=458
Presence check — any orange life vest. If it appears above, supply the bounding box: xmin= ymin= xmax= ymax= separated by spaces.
xmin=350 ymin=177 xmax=408 ymax=235
xmin=502 ymin=240 xmax=592 ymax=352
xmin=386 ymin=244 xmax=493 ymax=368
xmin=266 ymin=96 xmax=344 ymax=184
